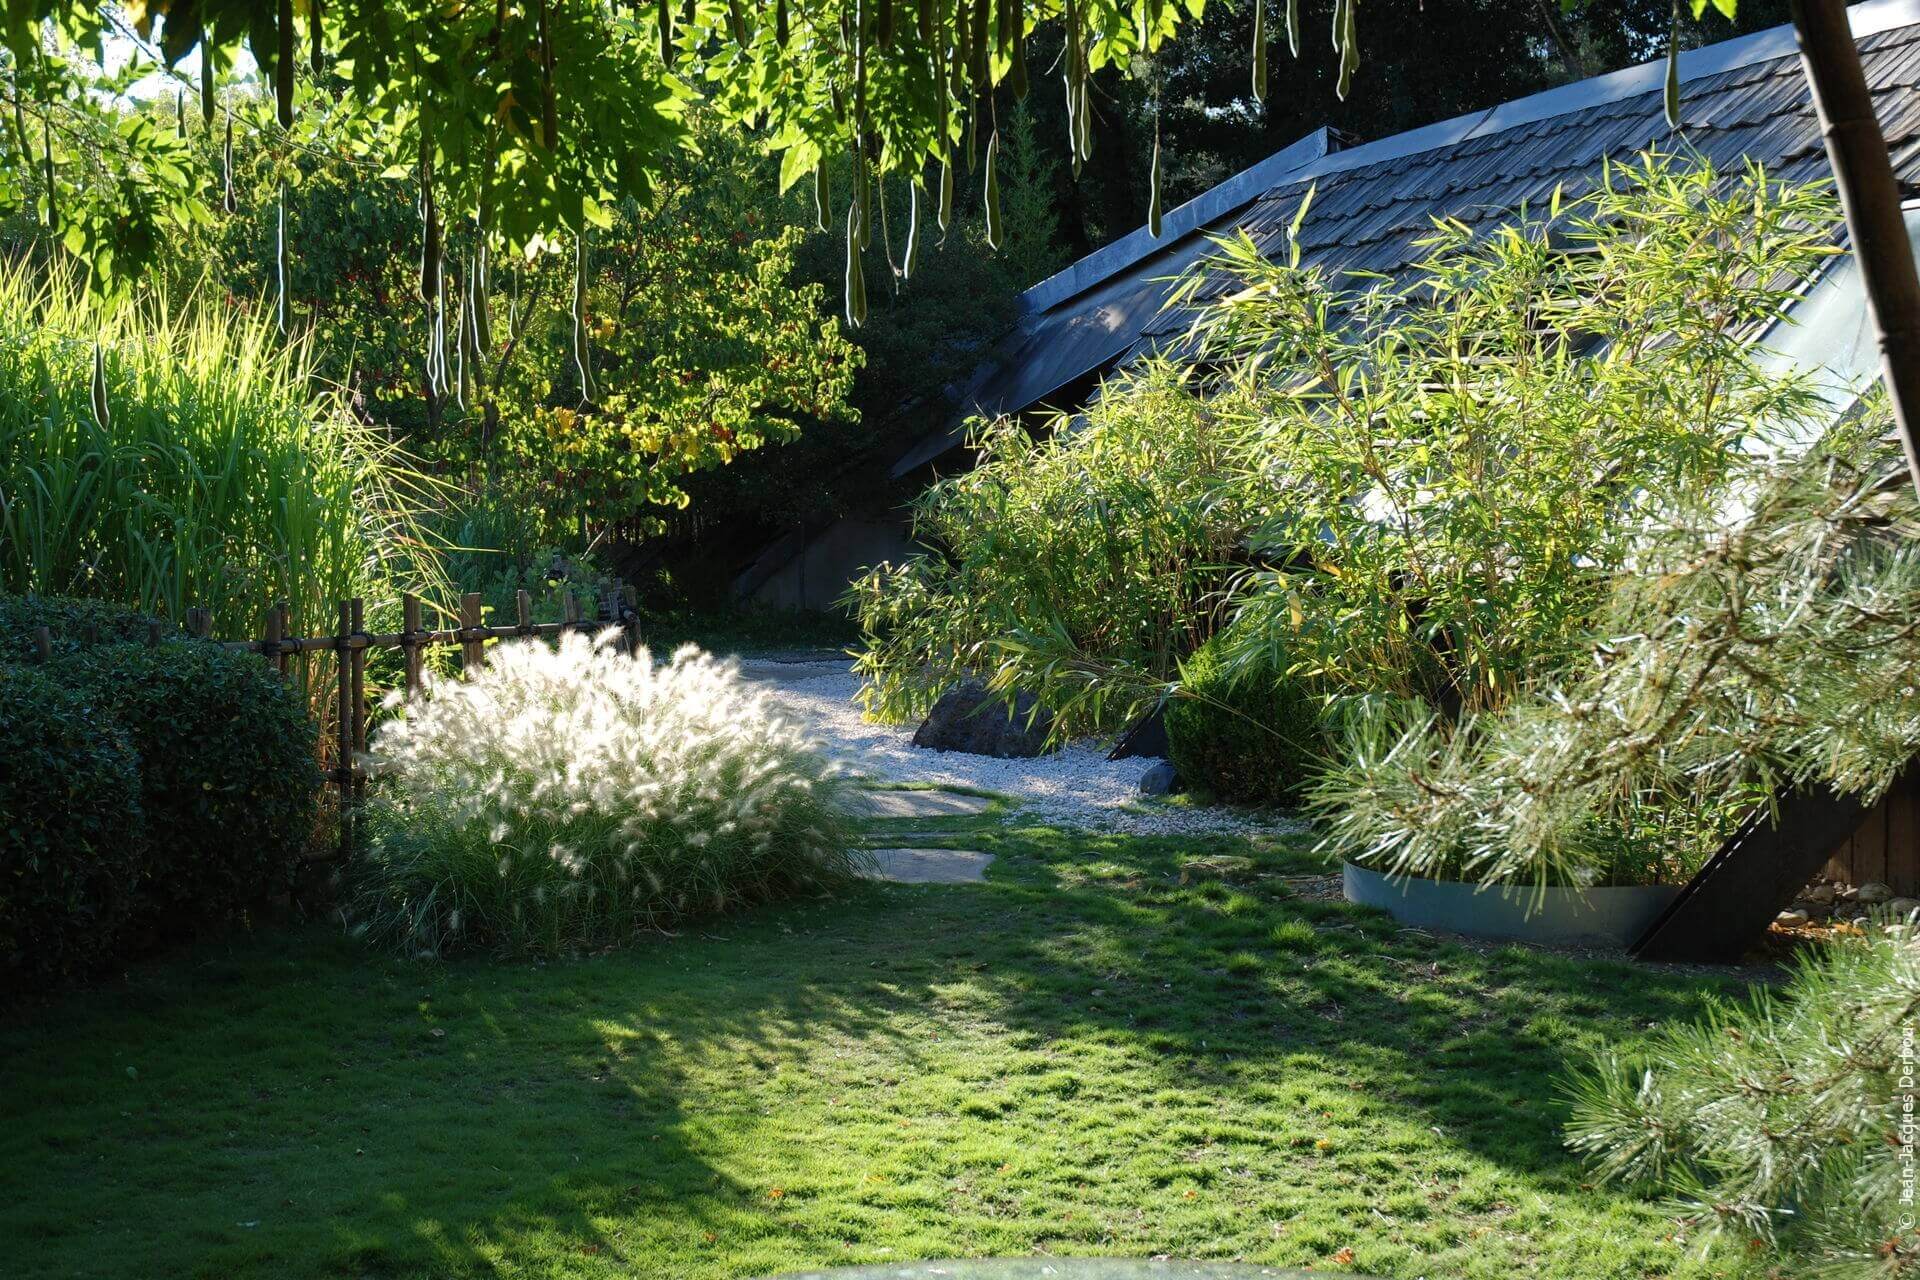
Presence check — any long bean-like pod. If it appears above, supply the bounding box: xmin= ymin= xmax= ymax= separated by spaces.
xmin=983 ymin=128 xmax=1001 ymax=249
xmin=221 ymin=108 xmax=235 ymax=213
xmin=572 ymin=233 xmax=595 ymax=402
xmin=903 ymin=179 xmax=921 ymax=278
xmin=844 ymin=205 xmax=868 ymax=326
xmin=275 ymin=186 xmax=289 ymax=335
xmin=275 ymin=0 xmax=294 ymax=127
xmin=1252 ymin=0 xmax=1267 ymax=104
xmin=938 ymin=149 xmax=953 ymax=230
xmin=1148 ymin=124 xmax=1163 ymax=237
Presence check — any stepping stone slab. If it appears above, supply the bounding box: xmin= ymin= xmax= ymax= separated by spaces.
xmin=863 ymin=789 xmax=993 ymax=819
xmin=864 ymin=848 xmax=995 ymax=884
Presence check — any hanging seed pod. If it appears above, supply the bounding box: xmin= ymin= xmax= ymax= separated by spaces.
xmin=965 ymin=103 xmax=977 ymax=174
xmin=275 ymin=186 xmax=289 ymax=335
xmin=1252 ymin=0 xmax=1267 ymax=105
xmin=903 ymin=180 xmax=922 ymax=278
xmin=726 ymin=0 xmax=749 ymax=45
xmin=813 ymin=160 xmax=832 ymax=233
xmin=855 ymin=147 xmax=872 ymax=250
xmin=310 ymin=0 xmax=324 ymax=76
xmin=917 ymin=0 xmax=935 ymax=42
xmin=658 ymin=0 xmax=674 ymax=64
xmin=1146 ymin=0 xmax=1164 ymax=39
xmin=949 ymin=1 xmax=969 ymax=99
xmin=454 ymin=260 xmax=469 ymax=410
xmin=777 ymin=0 xmax=790 ymax=48
xmin=983 ymin=129 xmax=1001 ymax=250
xmin=996 ymin=0 xmax=1013 ymax=58
xmin=199 ymin=33 xmax=216 ymax=123
xmin=471 ymin=243 xmax=492 ymax=353
xmin=1009 ymin=19 xmax=1028 ymax=99
xmin=40 ymin=117 xmax=53 ymax=233
xmin=938 ymin=149 xmax=953 ymax=230
xmin=572 ymin=234 xmax=595 ymax=403
xmin=418 ymin=180 xmax=440 ymax=305
xmin=969 ymin=0 xmax=988 ymax=89
xmin=1286 ymin=0 xmax=1300 ymax=57
xmin=1336 ymin=0 xmax=1357 ymax=100
xmin=876 ymin=0 xmax=894 ymax=51
xmin=844 ymin=206 xmax=867 ymax=327
xmin=1148 ymin=125 xmax=1163 ymax=237
xmin=175 ymin=89 xmax=185 ymax=138
xmin=221 ymin=108 xmax=235 ymax=212
xmin=275 ymin=0 xmax=294 ymax=128
xmin=1330 ymin=0 xmax=1345 ymax=51
xmin=1663 ymin=0 xmax=1681 ymax=126
xmin=537 ymin=0 xmax=558 ymax=151
xmin=90 ymin=344 xmax=109 ymax=429
xmin=1076 ymin=78 xmax=1093 ymax=162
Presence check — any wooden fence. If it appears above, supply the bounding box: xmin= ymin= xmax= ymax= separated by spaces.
xmin=1820 ymin=769 xmax=1920 ymax=894
xmin=23 ymin=584 xmax=642 ymax=861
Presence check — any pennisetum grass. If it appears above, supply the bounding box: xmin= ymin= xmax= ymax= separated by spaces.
xmin=348 ymin=632 xmax=870 ymax=958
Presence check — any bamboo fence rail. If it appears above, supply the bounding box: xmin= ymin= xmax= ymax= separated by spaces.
xmin=21 ymin=583 xmax=643 ymax=861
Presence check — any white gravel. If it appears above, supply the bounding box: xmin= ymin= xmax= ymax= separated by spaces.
xmin=735 ymin=656 xmax=1307 ymax=838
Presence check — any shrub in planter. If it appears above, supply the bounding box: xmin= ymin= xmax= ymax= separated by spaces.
xmin=60 ymin=640 xmax=320 ymax=930
xmin=350 ymin=634 xmax=866 ymax=958
xmin=1165 ymin=633 xmax=1326 ymax=807
xmin=0 ymin=664 xmax=146 ymax=981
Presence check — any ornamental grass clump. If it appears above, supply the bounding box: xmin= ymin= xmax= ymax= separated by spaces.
xmin=351 ymin=633 xmax=867 ymax=958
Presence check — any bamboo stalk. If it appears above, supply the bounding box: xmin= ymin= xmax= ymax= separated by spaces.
xmin=402 ymin=592 xmax=424 ymax=697
xmin=348 ymin=597 xmax=366 ymax=815
xmin=335 ymin=599 xmax=353 ymax=860
xmin=1791 ymin=0 xmax=1920 ymax=499
xmin=460 ymin=591 xmax=485 ymax=671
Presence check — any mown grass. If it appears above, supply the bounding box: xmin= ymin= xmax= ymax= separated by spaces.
xmin=0 ymin=822 xmax=1755 ymax=1279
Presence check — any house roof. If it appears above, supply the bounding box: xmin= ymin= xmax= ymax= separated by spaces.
xmin=891 ymin=0 xmax=1920 ymax=480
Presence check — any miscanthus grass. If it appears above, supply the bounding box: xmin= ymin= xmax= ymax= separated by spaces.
xmin=349 ymin=633 xmax=868 ymax=958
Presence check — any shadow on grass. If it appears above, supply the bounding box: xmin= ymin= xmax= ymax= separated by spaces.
xmin=0 ymin=823 xmax=1750 ymax=1279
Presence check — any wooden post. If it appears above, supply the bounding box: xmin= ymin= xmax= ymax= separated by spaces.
xmin=145 ymin=619 xmax=163 ymax=647
xmin=1792 ymin=0 xmax=1920 ymax=500
xmin=186 ymin=607 xmax=212 ymax=640
xmin=515 ymin=587 xmax=532 ymax=636
xmin=460 ymin=591 xmax=485 ymax=672
xmin=30 ymin=626 xmax=50 ymax=663
xmin=401 ymin=592 xmax=424 ymax=697
xmin=622 ymin=584 xmax=641 ymax=656
xmin=348 ymin=597 xmax=366 ymax=810
xmin=263 ymin=604 xmax=284 ymax=672
xmin=336 ymin=600 xmax=353 ymax=860
xmin=561 ymin=588 xmax=580 ymax=633
xmin=275 ymin=602 xmax=292 ymax=678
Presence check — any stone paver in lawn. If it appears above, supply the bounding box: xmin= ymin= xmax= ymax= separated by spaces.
xmin=862 ymin=789 xmax=994 ymax=819
xmin=863 ymin=848 xmax=995 ymax=884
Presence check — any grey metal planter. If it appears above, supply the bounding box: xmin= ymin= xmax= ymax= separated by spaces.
xmin=1342 ymin=861 xmax=1681 ymax=949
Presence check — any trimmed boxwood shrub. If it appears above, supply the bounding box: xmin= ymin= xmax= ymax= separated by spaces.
xmin=0 ymin=595 xmax=164 ymax=662
xmin=59 ymin=640 xmax=321 ymax=930
xmin=1165 ymin=634 xmax=1328 ymax=807
xmin=0 ymin=664 xmax=147 ymax=982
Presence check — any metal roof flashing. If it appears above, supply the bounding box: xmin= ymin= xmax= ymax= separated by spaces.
xmin=1016 ymin=128 xmax=1333 ymax=317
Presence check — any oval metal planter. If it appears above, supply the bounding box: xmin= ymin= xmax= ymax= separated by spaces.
xmin=1342 ymin=861 xmax=1681 ymax=949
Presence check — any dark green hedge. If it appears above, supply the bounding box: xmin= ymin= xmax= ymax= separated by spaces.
xmin=0 ymin=597 xmax=321 ymax=983
xmin=61 ymin=641 xmax=320 ymax=932
xmin=0 ymin=595 xmax=165 ymax=662
xmin=1165 ymin=634 xmax=1328 ymax=808
xmin=0 ymin=665 xmax=147 ymax=982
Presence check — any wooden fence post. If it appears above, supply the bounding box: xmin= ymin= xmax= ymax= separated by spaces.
xmin=186 ymin=607 xmax=212 ymax=640
xmin=30 ymin=626 xmax=50 ymax=663
xmin=460 ymin=592 xmax=485 ymax=672
xmin=516 ymin=588 xmax=532 ymax=637
xmin=336 ymin=600 xmax=353 ymax=860
xmin=262 ymin=605 xmax=283 ymax=672
xmin=401 ymin=592 xmax=424 ymax=697
xmin=561 ymin=589 xmax=580 ymax=635
xmin=348 ymin=597 xmax=366 ymax=812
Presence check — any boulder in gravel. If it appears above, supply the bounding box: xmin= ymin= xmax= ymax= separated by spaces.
xmin=1889 ymin=897 xmax=1920 ymax=917
xmin=1803 ymin=881 xmax=1837 ymax=905
xmin=1858 ymin=881 xmax=1895 ymax=905
xmin=912 ymin=680 xmax=1057 ymax=758
xmin=1139 ymin=761 xmax=1178 ymax=795
xmin=1776 ymin=908 xmax=1810 ymax=927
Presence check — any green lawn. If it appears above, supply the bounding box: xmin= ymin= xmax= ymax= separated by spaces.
xmin=2 ymin=820 xmax=1754 ymax=1280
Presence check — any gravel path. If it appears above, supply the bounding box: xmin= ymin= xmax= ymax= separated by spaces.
xmin=736 ymin=655 xmax=1306 ymax=838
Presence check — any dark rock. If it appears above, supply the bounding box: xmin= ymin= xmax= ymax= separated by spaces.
xmin=1108 ymin=704 xmax=1169 ymax=760
xmin=1139 ymin=761 xmax=1178 ymax=795
xmin=912 ymin=680 xmax=1057 ymax=758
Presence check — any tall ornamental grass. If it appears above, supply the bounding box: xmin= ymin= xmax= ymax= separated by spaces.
xmin=0 ymin=261 xmax=442 ymax=639
xmin=350 ymin=633 xmax=868 ymax=958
